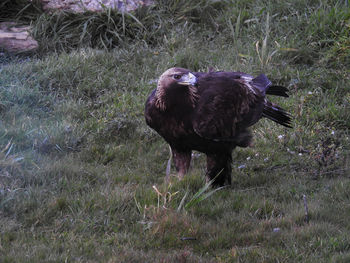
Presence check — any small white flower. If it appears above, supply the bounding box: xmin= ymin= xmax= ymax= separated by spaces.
xmin=264 ymin=157 xmax=269 ymax=162
xmin=298 ymin=153 xmax=302 ymax=156
xmin=278 ymin=135 xmax=284 ymax=139
xmin=246 ymin=156 xmax=251 ymax=161
xmin=308 ymin=91 xmax=313 ymax=95
xmin=331 ymin=130 xmax=335 ymax=135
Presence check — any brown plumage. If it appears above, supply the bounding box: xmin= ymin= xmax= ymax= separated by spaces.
xmin=145 ymin=67 xmax=292 ymax=186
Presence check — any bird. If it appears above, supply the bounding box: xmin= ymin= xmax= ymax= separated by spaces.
xmin=145 ymin=67 xmax=292 ymax=186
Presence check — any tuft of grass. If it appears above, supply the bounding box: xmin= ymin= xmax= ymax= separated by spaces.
xmin=0 ymin=0 xmax=223 ymax=53
xmin=0 ymin=0 xmax=43 ymax=23
xmin=183 ymin=177 xmax=226 ymax=210
xmin=32 ymin=9 xmax=149 ymax=52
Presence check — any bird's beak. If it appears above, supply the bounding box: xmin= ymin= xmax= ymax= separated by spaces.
xmin=178 ymin=72 xmax=197 ymax=86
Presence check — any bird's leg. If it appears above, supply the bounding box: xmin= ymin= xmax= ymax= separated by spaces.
xmin=171 ymin=148 xmax=192 ymax=179
xmin=206 ymin=153 xmax=232 ymax=186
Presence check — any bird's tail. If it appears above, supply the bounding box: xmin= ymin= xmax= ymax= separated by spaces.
xmin=263 ymin=101 xmax=292 ymax=128
xmin=251 ymin=74 xmax=289 ymax=98
xmin=266 ymin=85 xmax=289 ymax=97
xmin=251 ymin=74 xmax=292 ymax=127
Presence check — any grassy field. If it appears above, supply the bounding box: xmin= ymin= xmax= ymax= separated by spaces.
xmin=1 ymin=0 xmax=350 ymax=262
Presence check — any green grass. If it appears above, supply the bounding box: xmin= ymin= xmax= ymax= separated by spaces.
xmin=1 ymin=0 xmax=350 ymax=262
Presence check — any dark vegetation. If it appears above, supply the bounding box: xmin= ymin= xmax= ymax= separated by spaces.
xmin=0 ymin=0 xmax=349 ymax=262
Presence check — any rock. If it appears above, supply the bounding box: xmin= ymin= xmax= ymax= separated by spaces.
xmin=0 ymin=22 xmax=38 ymax=53
xmin=37 ymin=0 xmax=153 ymax=13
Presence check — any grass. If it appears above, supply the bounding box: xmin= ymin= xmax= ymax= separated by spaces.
xmin=1 ymin=0 xmax=350 ymax=262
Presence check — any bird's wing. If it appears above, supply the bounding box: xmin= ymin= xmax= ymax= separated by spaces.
xmin=144 ymin=89 xmax=160 ymax=130
xmin=193 ymin=74 xmax=263 ymax=141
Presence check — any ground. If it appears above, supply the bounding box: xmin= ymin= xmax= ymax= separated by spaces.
xmin=0 ymin=0 xmax=349 ymax=262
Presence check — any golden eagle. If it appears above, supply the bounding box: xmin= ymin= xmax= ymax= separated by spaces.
xmin=145 ymin=67 xmax=291 ymax=186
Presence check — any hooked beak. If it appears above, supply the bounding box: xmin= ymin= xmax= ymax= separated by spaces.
xmin=178 ymin=72 xmax=197 ymax=86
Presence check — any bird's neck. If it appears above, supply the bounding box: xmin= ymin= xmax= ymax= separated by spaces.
xmin=155 ymin=85 xmax=198 ymax=111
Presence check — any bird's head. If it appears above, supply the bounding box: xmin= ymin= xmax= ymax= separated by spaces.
xmin=155 ymin=67 xmax=198 ymax=110
xmin=157 ymin=67 xmax=197 ymax=89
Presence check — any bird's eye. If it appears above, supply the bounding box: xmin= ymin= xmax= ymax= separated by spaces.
xmin=173 ymin=74 xmax=182 ymax=80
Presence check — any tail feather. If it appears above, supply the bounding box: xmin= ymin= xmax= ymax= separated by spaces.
xmin=250 ymin=75 xmax=292 ymax=127
xmin=266 ymin=85 xmax=289 ymax=97
xmin=263 ymin=103 xmax=292 ymax=128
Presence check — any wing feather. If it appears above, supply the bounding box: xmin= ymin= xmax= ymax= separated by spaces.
xmin=193 ymin=74 xmax=261 ymax=141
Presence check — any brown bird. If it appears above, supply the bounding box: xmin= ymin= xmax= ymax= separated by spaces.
xmin=145 ymin=67 xmax=291 ymax=186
